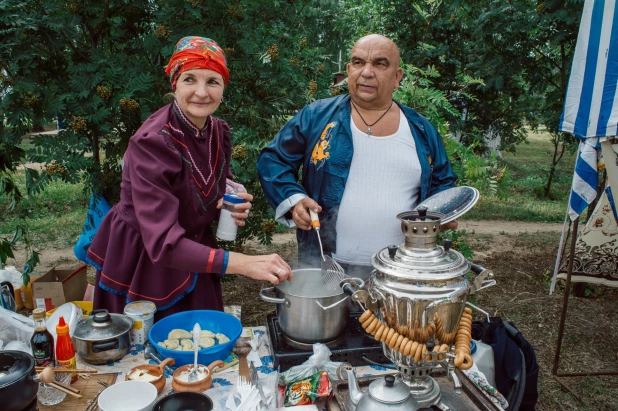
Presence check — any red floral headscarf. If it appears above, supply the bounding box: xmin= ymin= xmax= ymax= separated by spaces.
xmin=165 ymin=36 xmax=229 ymax=90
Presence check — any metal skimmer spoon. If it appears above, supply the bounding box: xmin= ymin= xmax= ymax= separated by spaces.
xmin=309 ymin=210 xmax=347 ymax=291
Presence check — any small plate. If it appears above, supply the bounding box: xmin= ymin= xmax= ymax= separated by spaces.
xmin=414 ymin=186 xmax=480 ymax=224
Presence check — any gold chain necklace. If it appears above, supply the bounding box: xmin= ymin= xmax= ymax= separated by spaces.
xmin=351 ymin=100 xmax=394 ymax=136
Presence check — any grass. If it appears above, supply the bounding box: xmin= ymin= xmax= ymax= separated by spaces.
xmin=463 ymin=128 xmax=577 ymax=223
xmin=0 ymin=172 xmax=88 ymax=248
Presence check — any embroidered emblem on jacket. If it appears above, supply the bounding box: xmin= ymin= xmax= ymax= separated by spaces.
xmin=312 ymin=122 xmax=336 ymax=169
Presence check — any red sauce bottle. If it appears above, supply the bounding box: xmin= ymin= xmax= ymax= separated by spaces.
xmin=56 ymin=316 xmax=77 ymax=384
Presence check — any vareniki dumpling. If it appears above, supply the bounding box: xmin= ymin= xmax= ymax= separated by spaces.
xmin=200 ymin=330 xmax=215 ymax=338
xmin=180 ymin=339 xmax=194 ymax=351
xmin=168 ymin=329 xmax=192 ymax=340
xmin=159 ymin=339 xmax=180 ymax=350
xmin=216 ymin=333 xmax=230 ymax=344
xmin=199 ymin=337 xmax=215 ymax=348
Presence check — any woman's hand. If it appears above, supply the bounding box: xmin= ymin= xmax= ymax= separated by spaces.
xmin=217 ymin=192 xmax=253 ymax=227
xmin=226 ymin=252 xmax=293 ymax=285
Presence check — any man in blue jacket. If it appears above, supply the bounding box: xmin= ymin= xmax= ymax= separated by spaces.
xmin=257 ymin=34 xmax=457 ymax=277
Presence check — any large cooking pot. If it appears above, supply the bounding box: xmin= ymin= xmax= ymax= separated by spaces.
xmin=73 ymin=309 xmax=132 ymax=364
xmin=259 ymin=269 xmax=363 ymax=343
xmin=0 ymin=351 xmax=38 ymax=411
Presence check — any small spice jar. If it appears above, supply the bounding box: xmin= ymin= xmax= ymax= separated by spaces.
xmin=216 ymin=194 xmax=245 ymax=241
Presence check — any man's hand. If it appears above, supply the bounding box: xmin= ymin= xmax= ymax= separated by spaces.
xmin=440 ymin=220 xmax=458 ymax=231
xmin=292 ymin=198 xmax=322 ymax=230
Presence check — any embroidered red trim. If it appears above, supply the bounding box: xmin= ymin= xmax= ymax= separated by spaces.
xmin=206 ymin=249 xmax=216 ymax=273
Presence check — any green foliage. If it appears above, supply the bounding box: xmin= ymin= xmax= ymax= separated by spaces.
xmin=393 ymin=62 xmax=508 ymax=198
xmin=445 ymin=139 xmax=509 ymax=197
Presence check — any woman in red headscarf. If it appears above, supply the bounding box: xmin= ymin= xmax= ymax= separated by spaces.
xmin=87 ymin=37 xmax=292 ymax=320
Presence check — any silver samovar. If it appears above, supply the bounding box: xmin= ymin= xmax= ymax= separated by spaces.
xmin=344 ymin=206 xmax=496 ymax=410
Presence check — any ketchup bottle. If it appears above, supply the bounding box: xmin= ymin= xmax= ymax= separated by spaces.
xmin=56 ymin=316 xmax=77 ymax=383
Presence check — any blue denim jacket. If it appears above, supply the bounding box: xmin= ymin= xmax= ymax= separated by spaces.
xmin=257 ymin=94 xmax=457 ymax=265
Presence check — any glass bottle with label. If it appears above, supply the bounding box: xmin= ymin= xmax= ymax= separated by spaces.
xmin=31 ymin=308 xmax=55 ymax=367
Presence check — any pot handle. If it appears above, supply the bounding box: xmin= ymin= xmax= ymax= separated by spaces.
xmin=92 ymin=339 xmax=119 ymax=353
xmin=158 ymin=357 xmax=176 ymax=373
xmin=259 ymin=287 xmax=289 ymax=307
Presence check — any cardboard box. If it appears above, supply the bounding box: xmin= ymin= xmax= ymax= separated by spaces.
xmin=32 ymin=265 xmax=88 ymax=311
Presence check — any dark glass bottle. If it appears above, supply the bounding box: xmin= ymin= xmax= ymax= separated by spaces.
xmin=31 ymin=308 xmax=55 ymax=367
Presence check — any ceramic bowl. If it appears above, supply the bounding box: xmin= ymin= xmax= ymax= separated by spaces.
xmin=126 ymin=358 xmax=175 ymax=393
xmin=171 ymin=360 xmax=225 ymax=393
xmin=152 ymin=391 xmax=214 ymax=411
xmin=98 ymin=380 xmax=158 ymax=411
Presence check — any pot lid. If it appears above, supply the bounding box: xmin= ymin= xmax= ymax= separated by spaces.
xmin=368 ymin=375 xmax=411 ymax=404
xmin=73 ymin=309 xmax=133 ymax=341
xmin=0 ymin=350 xmax=34 ymax=389
xmin=414 ymin=186 xmax=479 ymax=224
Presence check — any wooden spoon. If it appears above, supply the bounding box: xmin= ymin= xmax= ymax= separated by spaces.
xmin=232 ymin=337 xmax=252 ymax=382
xmin=37 ymin=367 xmax=82 ymax=398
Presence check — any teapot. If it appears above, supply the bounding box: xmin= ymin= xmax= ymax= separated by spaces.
xmin=345 ymin=367 xmax=420 ymax=411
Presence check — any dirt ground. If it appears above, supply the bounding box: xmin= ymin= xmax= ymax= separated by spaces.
xmin=7 ymin=220 xmax=618 ymax=410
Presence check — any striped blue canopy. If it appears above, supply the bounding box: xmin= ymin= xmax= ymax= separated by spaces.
xmin=560 ymin=0 xmax=618 ymax=220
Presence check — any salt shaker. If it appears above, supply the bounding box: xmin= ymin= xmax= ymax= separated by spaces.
xmin=216 ymin=194 xmax=245 ymax=241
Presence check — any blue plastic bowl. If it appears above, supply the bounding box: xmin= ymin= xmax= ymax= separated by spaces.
xmin=148 ymin=310 xmax=242 ymax=367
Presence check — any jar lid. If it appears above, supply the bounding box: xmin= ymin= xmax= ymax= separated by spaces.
xmin=124 ymin=301 xmax=157 ymax=317
xmin=223 ymin=194 xmax=244 ymax=204
xmin=0 ymin=350 xmax=34 ymax=389
xmin=368 ymin=375 xmax=412 ymax=404
xmin=73 ymin=309 xmax=133 ymax=341
xmin=33 ymin=308 xmax=46 ymax=321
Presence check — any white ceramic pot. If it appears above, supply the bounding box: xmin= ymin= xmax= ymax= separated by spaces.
xmin=98 ymin=381 xmax=158 ymax=411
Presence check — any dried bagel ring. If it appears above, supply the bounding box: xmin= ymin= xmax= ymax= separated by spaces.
xmin=397 ymin=337 xmax=410 ymax=354
xmin=463 ymin=307 xmax=473 ymax=315
xmin=438 ymin=344 xmax=450 ymax=360
xmin=366 ymin=317 xmax=380 ymax=334
xmin=393 ymin=334 xmax=405 ymax=352
xmin=454 ymin=351 xmax=465 ymax=367
xmin=414 ymin=343 xmax=424 ymax=362
xmin=359 ymin=310 xmax=373 ymax=323
xmin=459 ymin=353 xmax=474 ymax=370
xmin=384 ymin=328 xmax=395 ymax=343
xmin=457 ymin=328 xmax=471 ymax=338
xmin=362 ymin=314 xmax=376 ymax=329
xmin=388 ymin=332 xmax=400 ymax=348
xmin=459 ymin=320 xmax=472 ymax=330
xmin=409 ymin=341 xmax=419 ymax=358
xmin=428 ymin=323 xmax=436 ymax=336
xmin=374 ymin=323 xmax=386 ymax=341
xmin=459 ymin=316 xmax=472 ymax=325
xmin=403 ymin=339 xmax=414 ymax=356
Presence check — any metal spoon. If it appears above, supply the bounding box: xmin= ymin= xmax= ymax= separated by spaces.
xmin=144 ymin=341 xmax=176 ymax=375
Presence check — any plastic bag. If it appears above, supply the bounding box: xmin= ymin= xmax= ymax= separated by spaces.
xmin=0 ymin=306 xmax=34 ymax=350
xmin=283 ymin=371 xmax=331 ymax=407
xmin=279 ymin=343 xmax=343 ymax=385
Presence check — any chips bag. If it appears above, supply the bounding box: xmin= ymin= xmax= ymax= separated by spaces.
xmin=283 ymin=371 xmax=332 ymax=406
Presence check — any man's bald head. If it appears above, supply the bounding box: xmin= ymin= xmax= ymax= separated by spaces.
xmin=351 ymin=34 xmax=400 ymax=67
xmin=346 ymin=34 xmax=403 ymax=108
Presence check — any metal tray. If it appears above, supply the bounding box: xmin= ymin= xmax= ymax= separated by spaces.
xmin=329 ymin=369 xmax=500 ymax=411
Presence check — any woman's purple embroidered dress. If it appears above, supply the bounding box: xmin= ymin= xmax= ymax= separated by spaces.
xmin=88 ymin=101 xmax=231 ymax=320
